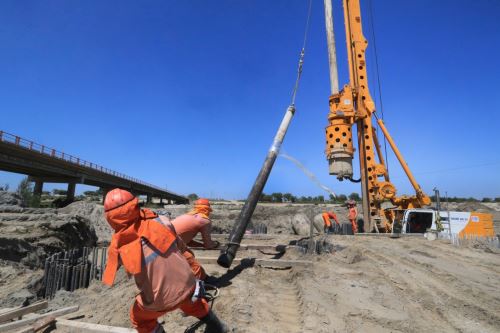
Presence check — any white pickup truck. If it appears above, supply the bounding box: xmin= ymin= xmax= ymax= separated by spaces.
xmin=399 ymin=208 xmax=494 ymax=237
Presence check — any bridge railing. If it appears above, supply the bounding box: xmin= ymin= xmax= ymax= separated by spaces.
xmin=0 ymin=130 xmax=178 ymax=195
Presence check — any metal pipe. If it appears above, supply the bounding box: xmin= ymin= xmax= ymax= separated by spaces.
xmin=308 ymin=208 xmax=315 ymax=254
xmin=55 ymin=253 xmax=62 ymax=291
xmin=43 ymin=259 xmax=50 ymax=294
xmin=324 ymin=0 xmax=339 ymax=94
xmin=63 ymin=264 xmax=68 ymax=291
xmin=83 ymin=263 xmax=89 ymax=288
xmin=77 ymin=259 xmax=82 ymax=288
xmin=89 ymin=247 xmax=95 ymax=282
xmin=54 ymin=263 xmax=60 ymax=295
xmin=70 ymin=266 xmax=76 ymax=292
xmin=93 ymin=247 xmax=98 ymax=280
xmin=58 ymin=263 xmax=63 ymax=292
xmin=46 ymin=258 xmax=54 ymax=299
xmin=102 ymin=247 xmax=107 ymax=274
xmin=100 ymin=247 xmax=105 ymax=280
xmin=49 ymin=260 xmax=56 ymax=298
xmin=218 ymin=105 xmax=296 ymax=268
xmin=433 ymin=187 xmax=441 ymax=211
xmin=79 ymin=263 xmax=84 ymax=288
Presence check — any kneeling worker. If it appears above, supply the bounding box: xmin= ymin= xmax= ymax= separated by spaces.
xmin=102 ymin=189 xmax=227 ymax=333
xmin=172 ymin=198 xmax=219 ymax=281
xmin=322 ymin=211 xmax=339 ymax=234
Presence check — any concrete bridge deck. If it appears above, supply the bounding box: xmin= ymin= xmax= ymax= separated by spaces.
xmin=0 ymin=130 xmax=188 ymax=204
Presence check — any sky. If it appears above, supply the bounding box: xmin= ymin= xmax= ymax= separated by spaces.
xmin=1 ymin=0 xmax=499 ymax=199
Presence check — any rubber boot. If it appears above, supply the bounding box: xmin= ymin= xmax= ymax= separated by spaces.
xmin=201 ymin=310 xmax=228 ymax=333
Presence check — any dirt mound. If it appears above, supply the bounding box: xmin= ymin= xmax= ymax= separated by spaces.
xmin=291 ymin=213 xmax=312 ymax=235
xmin=156 ymin=202 xmax=352 ymax=235
xmin=58 ymin=201 xmax=110 ymax=243
xmin=0 ymin=203 xmax=99 ymax=268
xmin=219 ymin=203 xmax=351 ymax=234
xmin=455 ymin=201 xmax=493 ymax=212
xmin=0 ymin=190 xmax=23 ymax=206
xmin=0 ymin=200 xmax=102 ymax=308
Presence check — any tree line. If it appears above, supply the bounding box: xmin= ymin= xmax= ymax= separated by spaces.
xmin=5 ymin=179 xmax=498 ymax=207
xmin=187 ymin=192 xmax=500 ymax=204
xmin=430 ymin=195 xmax=500 ymax=203
xmin=258 ymin=192 xmax=361 ymax=204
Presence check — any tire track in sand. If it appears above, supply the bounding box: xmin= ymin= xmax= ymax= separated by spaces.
xmin=363 ymin=248 xmax=500 ymax=332
xmin=244 ymin=268 xmax=304 ymax=333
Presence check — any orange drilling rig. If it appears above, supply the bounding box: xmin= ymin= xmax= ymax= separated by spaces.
xmin=323 ymin=0 xmax=431 ymax=233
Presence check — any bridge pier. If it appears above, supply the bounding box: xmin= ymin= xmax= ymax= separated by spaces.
xmin=146 ymin=194 xmax=152 ymax=204
xmin=33 ymin=179 xmax=44 ymax=197
xmin=67 ymin=182 xmax=76 ymax=202
xmin=101 ymin=188 xmax=109 ymax=204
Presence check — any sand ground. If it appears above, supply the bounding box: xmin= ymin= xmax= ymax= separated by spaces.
xmin=1 ymin=195 xmax=499 ymax=332
xmin=39 ymin=234 xmax=500 ymax=333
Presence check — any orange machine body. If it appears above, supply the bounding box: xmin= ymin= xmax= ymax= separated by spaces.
xmin=325 ymin=0 xmax=431 ymax=232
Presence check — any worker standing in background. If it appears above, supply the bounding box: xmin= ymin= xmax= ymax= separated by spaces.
xmin=347 ymin=200 xmax=358 ymax=234
xmin=102 ymin=189 xmax=228 ymax=333
xmin=171 ymin=198 xmax=220 ymax=281
xmin=322 ymin=211 xmax=339 ymax=234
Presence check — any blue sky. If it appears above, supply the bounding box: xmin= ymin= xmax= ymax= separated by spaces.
xmin=1 ymin=0 xmax=499 ymax=199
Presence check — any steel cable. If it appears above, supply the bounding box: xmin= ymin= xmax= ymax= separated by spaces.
xmin=367 ymin=0 xmax=390 ymax=172
xmin=290 ymin=0 xmax=314 ymax=106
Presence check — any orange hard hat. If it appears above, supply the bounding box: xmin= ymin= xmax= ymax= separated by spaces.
xmin=104 ymin=188 xmax=135 ymax=212
xmin=194 ymin=198 xmax=211 ymax=207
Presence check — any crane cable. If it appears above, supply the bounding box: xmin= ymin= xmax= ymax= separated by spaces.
xmin=184 ymin=4 xmax=313 ymax=330
xmin=290 ymin=0 xmax=313 ymax=106
xmin=367 ymin=0 xmax=390 ymax=173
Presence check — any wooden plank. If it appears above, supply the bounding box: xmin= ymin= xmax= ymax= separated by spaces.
xmin=199 ymin=234 xmax=277 ymax=240
xmin=355 ymin=233 xmax=424 ymax=238
xmin=0 ymin=309 xmax=15 ymax=316
xmin=191 ymin=244 xmax=289 ymax=252
xmin=0 ymin=305 xmax=79 ymax=332
xmin=56 ymin=319 xmax=136 ymax=333
xmin=195 ymin=257 xmax=312 ymax=268
xmin=18 ymin=316 xmax=56 ymax=333
xmin=0 ymin=301 xmax=48 ymax=323
xmin=97 ymin=233 xmax=280 ymax=247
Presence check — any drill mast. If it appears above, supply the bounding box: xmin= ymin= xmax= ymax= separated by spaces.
xmin=325 ymin=0 xmax=430 ymax=232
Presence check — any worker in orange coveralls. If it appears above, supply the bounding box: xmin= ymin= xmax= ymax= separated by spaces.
xmin=347 ymin=200 xmax=358 ymax=234
xmin=102 ymin=189 xmax=228 ymax=333
xmin=171 ymin=198 xmax=219 ymax=281
xmin=322 ymin=211 xmax=339 ymax=234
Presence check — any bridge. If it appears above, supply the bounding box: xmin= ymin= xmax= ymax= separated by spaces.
xmin=0 ymin=130 xmax=188 ymax=204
